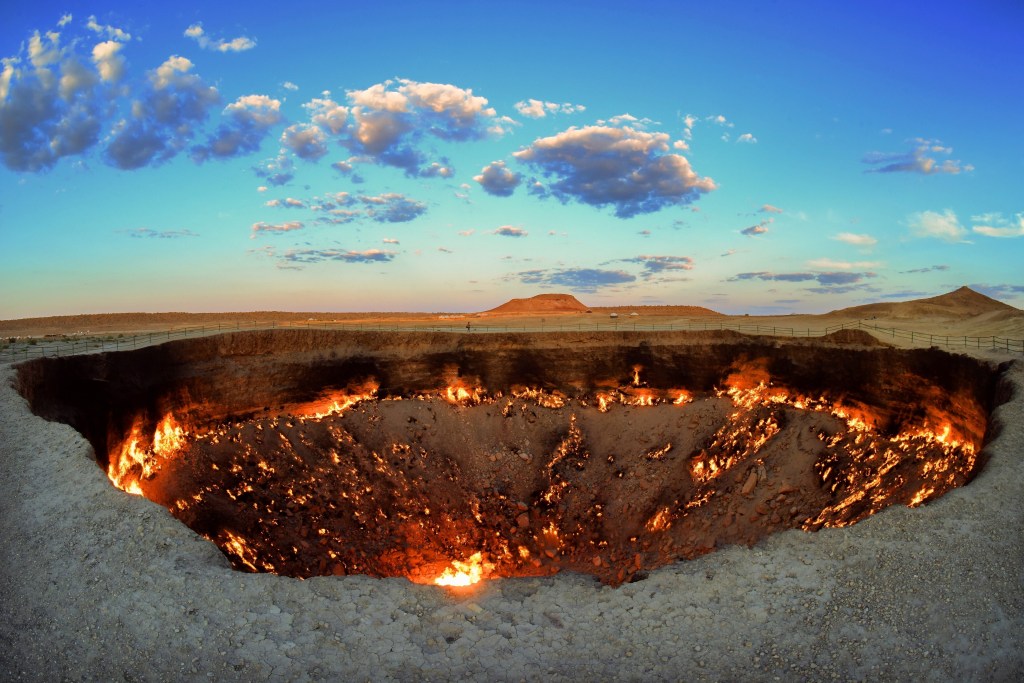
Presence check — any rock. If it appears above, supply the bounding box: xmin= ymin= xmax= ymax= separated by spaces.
xmin=742 ymin=470 xmax=758 ymax=495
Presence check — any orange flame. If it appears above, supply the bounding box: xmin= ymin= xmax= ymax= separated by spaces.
xmin=433 ymin=551 xmax=493 ymax=586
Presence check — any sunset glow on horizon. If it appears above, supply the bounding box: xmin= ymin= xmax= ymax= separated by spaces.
xmin=2 ymin=1 xmax=1022 ymax=319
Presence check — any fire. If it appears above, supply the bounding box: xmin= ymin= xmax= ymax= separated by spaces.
xmin=108 ymin=413 xmax=189 ymax=495
xmin=99 ymin=362 xmax=982 ymax=585
xmin=298 ymin=383 xmax=379 ymax=418
xmin=443 ymin=385 xmax=484 ymax=406
xmin=433 ymin=551 xmax=493 ymax=586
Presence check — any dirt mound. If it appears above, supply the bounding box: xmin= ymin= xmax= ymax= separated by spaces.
xmin=589 ymin=305 xmax=723 ymax=317
xmin=833 ymin=287 xmax=1019 ymax=320
xmin=484 ymin=293 xmax=588 ymax=315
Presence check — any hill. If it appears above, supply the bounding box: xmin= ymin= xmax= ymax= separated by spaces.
xmin=831 ymin=286 xmax=1020 ymax=319
xmin=483 ymin=294 xmax=589 ymax=315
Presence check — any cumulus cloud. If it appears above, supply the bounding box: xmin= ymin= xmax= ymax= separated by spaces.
xmin=621 ymin=255 xmax=695 ymax=279
xmin=359 ymin=193 xmax=427 ymax=223
xmin=281 ymin=123 xmax=328 ymax=161
xmin=514 ymin=99 xmax=585 ymax=118
xmin=282 ymin=81 xmax=298 ymax=91
xmin=419 ymin=161 xmax=453 ymax=178
xmin=183 ymin=23 xmax=256 ymax=53
xmin=86 ymin=16 xmax=131 ymax=42
xmin=863 ymin=138 xmax=973 ymax=175
xmin=493 ymin=225 xmax=527 ymax=238
xmin=908 ymin=209 xmax=968 ymax=242
xmin=337 ymin=78 xmax=498 ymax=175
xmin=250 ymin=220 xmax=303 ymax=238
xmin=737 ymin=133 xmax=757 ymax=144
xmin=513 ymin=125 xmax=715 ymax=218
xmin=474 ymin=160 xmax=521 ymax=197
xmin=191 ymin=94 xmax=282 ymax=162
xmin=971 ymin=212 xmax=1024 ymax=238
xmin=304 ymin=96 xmax=348 ymax=134
xmin=833 ymin=232 xmax=878 ymax=247
xmin=123 ymin=228 xmax=198 ymax=238
xmin=760 ymin=204 xmax=783 ymax=214
xmin=265 ymin=197 xmax=305 ymax=208
xmin=252 ymin=154 xmax=294 ymax=186
xmin=741 ymin=218 xmax=772 ymax=236
xmin=92 ymin=40 xmax=126 ymax=82
xmin=382 ymin=238 xmax=399 ymax=244
xmin=0 ymin=26 xmax=113 ymax=171
xmin=105 ymin=55 xmax=220 ymax=169
xmin=515 ymin=267 xmax=636 ymax=292
xmin=280 ymin=248 xmax=395 ymax=264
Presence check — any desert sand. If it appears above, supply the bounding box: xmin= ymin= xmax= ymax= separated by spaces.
xmin=1 ymin=288 xmax=1022 ymax=681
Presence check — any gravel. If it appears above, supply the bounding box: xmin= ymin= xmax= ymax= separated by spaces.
xmin=1 ymin=354 xmax=1022 ymax=682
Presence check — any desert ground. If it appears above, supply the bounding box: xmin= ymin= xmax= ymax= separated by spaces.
xmin=1 ymin=288 xmax=1022 ymax=681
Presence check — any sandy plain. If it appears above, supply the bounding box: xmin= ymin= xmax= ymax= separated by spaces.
xmin=1 ymin=288 xmax=1022 ymax=681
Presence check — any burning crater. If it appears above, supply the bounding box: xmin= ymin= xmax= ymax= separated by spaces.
xmin=15 ymin=330 xmax=1002 ymax=587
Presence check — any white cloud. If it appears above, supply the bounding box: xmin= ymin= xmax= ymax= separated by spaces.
xmin=760 ymin=204 xmax=783 ymax=214
xmin=513 ymin=125 xmax=716 ymax=217
xmin=863 ymin=138 xmax=973 ymax=175
xmin=514 ymin=99 xmax=585 ymax=118
xmin=86 ymin=16 xmax=131 ymax=42
xmin=91 ymin=40 xmax=125 ymax=82
xmin=250 ymin=220 xmax=304 ymax=238
xmin=280 ymin=123 xmax=328 ymax=160
xmin=908 ymin=209 xmax=968 ymax=242
xmin=282 ymin=81 xmax=298 ymax=91
xmin=191 ymin=94 xmax=282 ymax=162
xmin=971 ymin=212 xmax=1024 ymax=238
xmin=473 ymin=160 xmax=521 ymax=197
xmin=737 ymin=133 xmax=757 ymax=144
xmin=806 ymin=258 xmax=882 ymax=270
xmin=183 ymin=23 xmax=256 ymax=53
xmin=833 ymin=232 xmax=878 ymax=247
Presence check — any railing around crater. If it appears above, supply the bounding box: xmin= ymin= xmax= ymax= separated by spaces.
xmin=1 ymin=318 xmax=1022 ymax=363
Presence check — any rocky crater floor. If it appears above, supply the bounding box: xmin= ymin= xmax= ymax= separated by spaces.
xmin=1 ymin=330 xmax=1022 ymax=681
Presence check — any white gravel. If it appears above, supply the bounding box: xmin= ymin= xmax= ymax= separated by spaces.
xmin=1 ymin=355 xmax=1022 ymax=682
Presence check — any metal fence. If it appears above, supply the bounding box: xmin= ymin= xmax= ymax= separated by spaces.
xmin=2 ymin=317 xmax=1022 ymax=364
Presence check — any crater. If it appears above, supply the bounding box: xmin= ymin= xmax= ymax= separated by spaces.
xmin=15 ymin=329 xmax=1002 ymax=586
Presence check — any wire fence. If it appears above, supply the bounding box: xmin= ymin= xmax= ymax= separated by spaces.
xmin=1 ymin=317 xmax=1022 ymax=364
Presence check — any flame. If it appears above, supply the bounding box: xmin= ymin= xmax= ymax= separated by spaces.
xmin=632 ymin=365 xmax=642 ymax=386
xmin=108 ymin=413 xmax=189 ymax=495
xmin=153 ymin=415 xmax=185 ymax=457
xmin=645 ymin=507 xmax=672 ymax=532
xmin=443 ymin=385 xmax=484 ymax=406
xmin=298 ymin=383 xmax=379 ymax=418
xmin=672 ymin=391 xmax=692 ymax=405
xmin=433 ymin=551 xmax=493 ymax=586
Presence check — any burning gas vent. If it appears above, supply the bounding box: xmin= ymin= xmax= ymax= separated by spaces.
xmin=16 ymin=330 xmax=999 ymax=586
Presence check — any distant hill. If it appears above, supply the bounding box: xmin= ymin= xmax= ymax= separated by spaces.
xmin=483 ymin=294 xmax=589 ymax=315
xmin=831 ymin=286 xmax=1020 ymax=319
xmin=589 ymin=304 xmax=723 ymax=317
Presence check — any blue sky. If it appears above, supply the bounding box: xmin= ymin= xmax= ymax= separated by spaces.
xmin=2 ymin=0 xmax=1022 ymax=317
